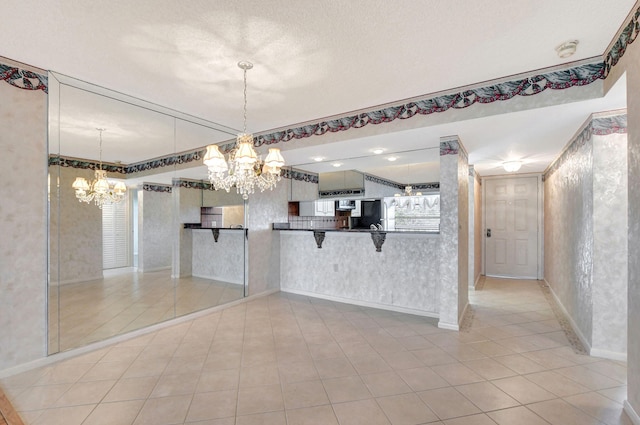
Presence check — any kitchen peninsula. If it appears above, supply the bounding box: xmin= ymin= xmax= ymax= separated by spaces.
xmin=275 ymin=195 xmax=442 ymax=317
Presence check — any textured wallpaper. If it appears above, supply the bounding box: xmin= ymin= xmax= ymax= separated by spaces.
xmin=592 ymin=133 xmax=628 ymax=355
xmin=191 ymin=229 xmax=244 ymax=284
xmin=280 ymin=231 xmax=441 ymax=315
xmin=544 ymin=129 xmax=594 ymax=345
xmin=53 ymin=166 xmax=103 ymax=284
xmin=173 ymin=186 xmax=201 ymax=277
xmin=457 ymin=150 xmax=469 ymax=318
xmin=139 ymin=189 xmax=172 ymax=272
xmin=544 ymin=118 xmax=628 ymax=358
xmin=0 ymin=67 xmax=47 ymax=370
xmin=473 ymin=173 xmax=483 ymax=285
xmin=626 ymin=45 xmax=640 ymax=420
xmin=605 ymin=29 xmax=640 ymax=414
xmin=437 ymin=137 xmax=469 ymax=328
xmin=246 ymin=183 xmax=289 ymax=295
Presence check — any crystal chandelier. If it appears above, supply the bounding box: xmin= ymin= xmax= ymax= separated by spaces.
xmin=71 ymin=128 xmax=127 ymax=208
xmin=204 ymin=61 xmax=285 ymax=200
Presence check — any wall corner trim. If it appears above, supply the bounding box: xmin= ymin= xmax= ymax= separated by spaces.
xmin=624 ymin=401 xmax=640 ymax=425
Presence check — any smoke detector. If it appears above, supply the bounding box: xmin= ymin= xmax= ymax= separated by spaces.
xmin=556 ymin=40 xmax=579 ymax=58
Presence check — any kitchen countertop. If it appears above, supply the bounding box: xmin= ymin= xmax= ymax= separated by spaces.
xmin=272 ymin=223 xmax=438 ymax=235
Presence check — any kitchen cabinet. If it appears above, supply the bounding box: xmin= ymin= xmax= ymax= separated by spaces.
xmin=299 ymin=201 xmax=314 ymax=216
xmin=299 ymin=200 xmax=335 ymax=217
xmin=351 ymin=200 xmax=362 ymax=217
xmin=315 ymin=200 xmax=335 ymax=216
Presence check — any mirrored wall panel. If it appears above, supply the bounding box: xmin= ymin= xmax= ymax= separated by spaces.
xmin=48 ymin=73 xmax=247 ymax=354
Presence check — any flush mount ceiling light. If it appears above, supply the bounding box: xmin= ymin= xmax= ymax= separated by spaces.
xmin=203 ymin=61 xmax=285 ymax=200
xmin=387 ymin=156 xmax=398 ymax=162
xmin=503 ymin=160 xmax=523 ymax=173
xmin=332 ymin=162 xmax=343 ymax=167
xmin=555 ymin=40 xmax=579 ymax=58
xmin=313 ymin=156 xmax=324 ymax=162
xmin=372 ymin=149 xmax=384 ymax=155
xmin=71 ymin=128 xmax=127 ymax=209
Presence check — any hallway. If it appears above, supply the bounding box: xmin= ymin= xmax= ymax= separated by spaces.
xmin=1 ymin=278 xmax=630 ymax=424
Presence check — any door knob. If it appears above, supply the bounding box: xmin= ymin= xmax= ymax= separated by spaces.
xmin=486 ymin=229 xmax=491 ymax=237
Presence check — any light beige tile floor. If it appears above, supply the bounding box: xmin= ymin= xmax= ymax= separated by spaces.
xmin=2 ymin=277 xmax=632 ymax=424
xmin=49 ymin=270 xmax=244 ymax=351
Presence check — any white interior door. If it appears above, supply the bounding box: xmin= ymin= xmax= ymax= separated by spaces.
xmin=485 ymin=176 xmax=538 ymax=279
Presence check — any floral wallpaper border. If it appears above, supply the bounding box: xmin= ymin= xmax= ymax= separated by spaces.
xmin=48 ymin=61 xmax=607 ymax=176
xmin=603 ymin=3 xmax=640 ymax=78
xmin=49 ymin=155 xmax=126 ymax=174
xmin=364 ymin=174 xmax=439 ymax=192
xmin=318 ymin=189 xmax=365 ymax=198
xmin=0 ymin=64 xmax=48 ymax=93
xmin=543 ymin=113 xmax=628 ymax=180
xmin=364 ymin=174 xmax=405 ymax=190
xmin=142 ymin=183 xmax=172 ymax=193
xmin=254 ymin=62 xmax=605 ymax=148
xmin=281 ymin=168 xmax=319 ymax=184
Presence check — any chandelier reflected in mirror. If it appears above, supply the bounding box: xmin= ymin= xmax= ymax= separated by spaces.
xmin=71 ymin=128 xmax=127 ymax=208
xmin=204 ymin=61 xmax=285 ymax=200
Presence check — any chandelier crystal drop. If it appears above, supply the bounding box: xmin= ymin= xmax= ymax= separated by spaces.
xmin=71 ymin=128 xmax=127 ymax=208
xmin=204 ymin=61 xmax=285 ymax=200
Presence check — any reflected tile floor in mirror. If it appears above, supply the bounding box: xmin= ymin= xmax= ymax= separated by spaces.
xmin=49 ymin=270 xmax=244 ymax=352
xmin=5 ymin=277 xmax=630 ymax=425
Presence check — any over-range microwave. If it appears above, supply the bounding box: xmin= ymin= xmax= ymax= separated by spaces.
xmin=335 ymin=199 xmax=356 ymax=210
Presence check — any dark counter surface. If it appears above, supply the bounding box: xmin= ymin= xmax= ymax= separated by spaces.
xmin=272 ymin=223 xmax=438 ymax=234
xmin=184 ymin=223 xmax=246 ymax=230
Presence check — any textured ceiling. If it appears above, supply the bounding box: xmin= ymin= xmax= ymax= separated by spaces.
xmin=2 ymin=0 xmax=635 ymax=180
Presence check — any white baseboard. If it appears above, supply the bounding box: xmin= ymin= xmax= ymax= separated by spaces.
xmin=191 ymin=273 xmax=243 ymax=285
xmin=544 ymin=279 xmax=592 ymax=354
xmin=280 ymin=288 xmax=439 ymax=319
xmin=544 ymin=279 xmax=628 ymax=361
xmin=138 ymin=266 xmax=171 ymax=273
xmin=469 ymin=273 xmax=481 ymax=290
xmin=438 ymin=321 xmax=459 ymax=331
xmin=590 ymin=347 xmax=627 ymax=362
xmin=625 ymin=400 xmax=640 ymax=425
xmin=50 ymin=274 xmax=103 ymax=286
xmin=0 ymin=288 xmax=278 ymax=379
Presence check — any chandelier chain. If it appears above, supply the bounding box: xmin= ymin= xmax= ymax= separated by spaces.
xmin=97 ymin=128 xmax=104 ymax=171
xmin=242 ymin=67 xmax=248 ymax=134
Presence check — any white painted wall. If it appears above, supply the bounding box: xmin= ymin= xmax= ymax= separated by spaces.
xmin=364 ymin=178 xmax=399 ymax=198
xmin=288 ymin=177 xmax=319 ymax=201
